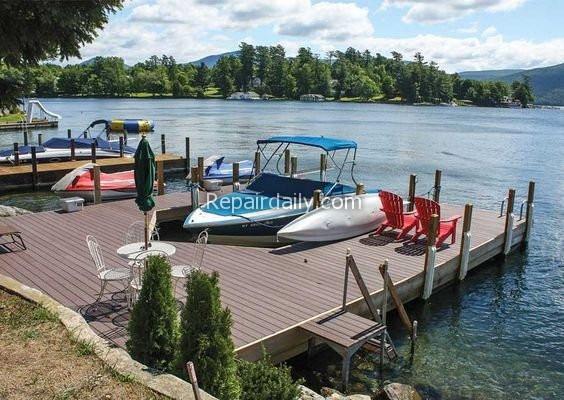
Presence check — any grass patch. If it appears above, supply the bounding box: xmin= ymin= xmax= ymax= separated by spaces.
xmin=73 ymin=339 xmax=96 ymax=357
xmin=0 ymin=112 xmax=25 ymax=124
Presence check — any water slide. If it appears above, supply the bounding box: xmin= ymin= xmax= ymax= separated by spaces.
xmin=25 ymin=99 xmax=62 ymax=123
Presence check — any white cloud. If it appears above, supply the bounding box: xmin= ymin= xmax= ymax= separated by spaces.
xmin=381 ymin=0 xmax=526 ymax=24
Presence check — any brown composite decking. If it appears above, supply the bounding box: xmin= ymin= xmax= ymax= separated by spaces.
xmin=0 ymin=191 xmax=524 ymax=361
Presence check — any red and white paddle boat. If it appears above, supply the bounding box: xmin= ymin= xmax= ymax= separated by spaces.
xmin=52 ymin=163 xmax=156 ymax=202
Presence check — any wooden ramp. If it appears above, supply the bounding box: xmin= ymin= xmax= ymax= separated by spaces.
xmin=0 ymin=189 xmax=530 ymax=365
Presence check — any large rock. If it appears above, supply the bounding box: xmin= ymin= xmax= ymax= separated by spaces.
xmin=378 ymin=383 xmax=422 ymax=400
xmin=346 ymin=395 xmax=371 ymax=400
xmin=0 ymin=205 xmax=32 ymax=218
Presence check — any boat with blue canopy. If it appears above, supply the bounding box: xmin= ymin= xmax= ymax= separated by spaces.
xmin=183 ymin=135 xmax=361 ymax=244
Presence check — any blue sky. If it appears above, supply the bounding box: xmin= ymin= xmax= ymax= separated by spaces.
xmin=72 ymin=0 xmax=564 ymax=72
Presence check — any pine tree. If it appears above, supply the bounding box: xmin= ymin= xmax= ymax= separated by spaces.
xmin=177 ymin=270 xmax=241 ymax=400
xmin=127 ymin=255 xmax=178 ymax=371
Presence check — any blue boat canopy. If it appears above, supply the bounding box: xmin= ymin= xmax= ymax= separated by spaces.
xmin=257 ymin=136 xmax=357 ymax=152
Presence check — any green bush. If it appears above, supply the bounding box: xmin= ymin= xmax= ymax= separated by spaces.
xmin=177 ymin=270 xmax=241 ymax=400
xmin=237 ymin=352 xmax=303 ymax=400
xmin=127 ymin=255 xmax=178 ymax=371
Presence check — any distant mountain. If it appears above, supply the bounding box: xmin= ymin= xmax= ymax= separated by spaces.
xmin=79 ymin=57 xmax=132 ymax=69
xmin=188 ymin=51 xmax=240 ymax=67
xmin=459 ymin=63 xmax=564 ymax=105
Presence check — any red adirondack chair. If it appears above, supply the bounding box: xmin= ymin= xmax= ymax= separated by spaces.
xmin=373 ymin=191 xmax=418 ymax=239
xmin=412 ymin=197 xmax=461 ymax=246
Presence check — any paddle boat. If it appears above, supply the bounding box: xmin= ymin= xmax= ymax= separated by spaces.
xmin=183 ymin=135 xmax=361 ymax=244
xmin=51 ymin=163 xmax=156 ymax=202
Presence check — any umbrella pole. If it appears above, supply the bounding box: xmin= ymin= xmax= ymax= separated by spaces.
xmin=144 ymin=211 xmax=149 ymax=249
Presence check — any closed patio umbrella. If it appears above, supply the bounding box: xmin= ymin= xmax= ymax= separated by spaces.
xmin=134 ymin=135 xmax=156 ymax=249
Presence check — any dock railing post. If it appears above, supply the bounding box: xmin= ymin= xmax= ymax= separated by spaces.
xmin=408 ymin=174 xmax=417 ymax=211
xmin=157 ymin=160 xmax=165 ymax=195
xmin=23 ymin=130 xmax=29 ymax=146
xmin=290 ymin=156 xmax=298 ymax=178
xmin=13 ymin=143 xmax=19 ymax=166
xmin=355 ymin=183 xmax=365 ymax=195
xmin=93 ymin=165 xmax=101 ymax=204
xmin=319 ymin=153 xmax=327 ymax=182
xmin=232 ymin=162 xmax=240 ymax=192
xmin=458 ymin=204 xmax=473 ymax=280
xmin=119 ymin=136 xmax=124 ymax=158
xmin=161 ymin=134 xmax=166 ymax=154
xmin=503 ymin=188 xmax=515 ymax=255
xmin=31 ymin=146 xmax=38 ymax=191
xmin=284 ymin=149 xmax=291 ymax=174
xmin=197 ymin=156 xmax=204 ymax=187
xmin=523 ymin=181 xmax=535 ymax=249
xmin=38 ymin=133 xmax=42 ymax=146
xmin=90 ymin=142 xmax=96 ymax=163
xmin=254 ymin=151 xmax=261 ymax=176
xmin=185 ymin=137 xmax=190 ymax=173
xmin=313 ymin=189 xmax=321 ymax=209
xmin=422 ymin=214 xmax=439 ymax=300
xmin=433 ymin=169 xmax=442 ymax=202
xmin=70 ymin=139 xmax=76 ymax=161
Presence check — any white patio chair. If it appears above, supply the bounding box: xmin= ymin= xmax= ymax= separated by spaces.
xmin=86 ymin=235 xmax=130 ymax=303
xmin=128 ymin=249 xmax=169 ymax=308
xmin=170 ymin=230 xmax=208 ymax=293
xmin=124 ymin=220 xmax=160 ymax=245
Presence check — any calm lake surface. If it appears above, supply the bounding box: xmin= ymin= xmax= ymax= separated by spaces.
xmin=1 ymin=99 xmax=563 ymax=399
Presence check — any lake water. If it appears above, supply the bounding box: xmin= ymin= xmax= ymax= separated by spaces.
xmin=1 ymin=99 xmax=563 ymax=399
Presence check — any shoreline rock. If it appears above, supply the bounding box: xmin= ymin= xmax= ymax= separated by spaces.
xmin=0 ymin=205 xmax=32 ymax=218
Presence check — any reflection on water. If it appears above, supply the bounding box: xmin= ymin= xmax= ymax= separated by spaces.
xmin=1 ymin=99 xmax=562 ymax=399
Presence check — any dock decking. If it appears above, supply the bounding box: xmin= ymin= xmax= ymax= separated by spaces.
xmin=0 ymin=190 xmax=526 ymax=362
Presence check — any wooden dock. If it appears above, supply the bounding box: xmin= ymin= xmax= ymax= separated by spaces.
xmin=0 ymin=188 xmax=530 ymax=363
xmin=0 ymin=120 xmax=58 ymax=131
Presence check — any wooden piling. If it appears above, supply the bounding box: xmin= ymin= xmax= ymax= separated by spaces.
xmin=13 ymin=143 xmax=19 ymax=166
xmin=503 ymin=188 xmax=515 ymax=255
xmin=37 ymin=133 xmax=42 ymax=146
xmin=422 ymin=214 xmax=439 ymax=299
xmin=70 ymin=139 xmax=76 ymax=161
xmin=190 ymin=166 xmax=199 ymax=185
xmin=410 ymin=320 xmax=418 ymax=361
xmin=433 ymin=169 xmax=442 ymax=202
xmin=185 ymin=362 xmax=203 ymax=400
xmin=197 ymin=156 xmax=204 ymax=187
xmin=312 ymin=189 xmax=322 ymax=209
xmin=67 ymin=129 xmax=72 ymax=139
xmin=23 ymin=131 xmax=28 ymax=146
xmin=90 ymin=142 xmax=97 ymax=163
xmin=523 ymin=181 xmax=535 ymax=247
xmin=254 ymin=151 xmax=261 ymax=175
xmin=161 ymin=134 xmax=166 ymax=154
xmin=185 ymin=137 xmax=190 ymax=173
xmin=157 ymin=160 xmax=165 ymax=195
xmin=93 ymin=165 xmax=101 ymax=204
xmin=379 ymin=260 xmax=412 ymax=334
xmin=458 ymin=204 xmax=473 ymax=280
xmin=233 ymin=162 xmax=240 ymax=191
xmin=284 ymin=149 xmax=291 ymax=174
xmin=31 ymin=146 xmax=38 ymax=191
xmin=355 ymin=183 xmax=365 ymax=195
xmin=119 ymin=137 xmax=124 ymax=158
xmin=408 ymin=174 xmax=417 ymax=211
xmin=290 ymin=156 xmax=298 ymax=178
xmin=319 ymin=153 xmax=327 ymax=182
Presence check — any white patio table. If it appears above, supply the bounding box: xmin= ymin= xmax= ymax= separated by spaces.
xmin=116 ymin=241 xmax=176 ymax=260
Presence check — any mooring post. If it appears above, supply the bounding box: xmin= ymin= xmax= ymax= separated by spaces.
xmin=355 ymin=182 xmax=365 ymax=195
xmin=70 ymin=139 xmax=76 ymax=161
xmin=23 ymin=130 xmax=29 ymax=146
xmin=319 ymin=153 xmax=327 ymax=182
xmin=185 ymin=137 xmax=190 ymax=173
xmin=290 ymin=156 xmax=298 ymax=178
xmin=37 ymin=133 xmax=42 ymax=146
xmin=185 ymin=362 xmax=203 ymax=400
xmin=161 ymin=134 xmax=166 ymax=154
xmin=313 ymin=189 xmax=322 ymax=209
xmin=422 ymin=214 xmax=439 ymax=300
xmin=197 ymin=156 xmax=204 ymax=187
xmin=254 ymin=151 xmax=261 ymax=176
xmin=232 ymin=162 xmax=240 ymax=192
xmin=410 ymin=320 xmax=418 ymax=361
xmin=119 ymin=136 xmax=124 ymax=158
xmin=523 ymin=181 xmax=535 ymax=248
xmin=93 ymin=165 xmax=101 ymax=204
xmin=31 ymin=146 xmax=38 ymax=191
xmin=90 ymin=142 xmax=96 ymax=163
xmin=190 ymin=166 xmax=200 ymax=210
xmin=458 ymin=203 xmax=473 ymax=280
xmin=408 ymin=174 xmax=417 ymax=211
xmin=503 ymin=188 xmax=516 ymax=255
xmin=157 ymin=160 xmax=165 ymax=195
xmin=67 ymin=128 xmax=72 ymax=139
xmin=13 ymin=143 xmax=19 ymax=166
xmin=284 ymin=149 xmax=291 ymax=174
xmin=433 ymin=169 xmax=442 ymax=202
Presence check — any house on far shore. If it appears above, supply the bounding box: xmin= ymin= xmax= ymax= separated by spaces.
xmin=227 ymin=91 xmax=261 ymax=100
xmin=300 ymin=94 xmax=325 ymax=102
